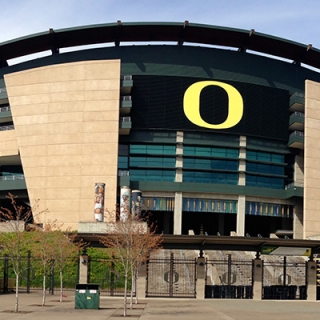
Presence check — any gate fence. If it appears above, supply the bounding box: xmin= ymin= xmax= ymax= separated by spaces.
xmin=262 ymin=256 xmax=307 ymax=300
xmin=0 ymin=253 xmax=79 ymax=294
xmin=88 ymin=257 xmax=134 ymax=296
xmin=146 ymin=253 xmax=197 ymax=298
xmin=205 ymin=254 xmax=253 ymax=299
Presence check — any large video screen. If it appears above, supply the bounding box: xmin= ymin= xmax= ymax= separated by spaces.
xmin=131 ymin=75 xmax=289 ymax=141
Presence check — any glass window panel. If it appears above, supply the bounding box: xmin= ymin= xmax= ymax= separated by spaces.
xmin=130 ymin=145 xmax=147 ymax=154
xmin=227 ymin=149 xmax=239 ymax=158
xmin=118 ymin=156 xmax=128 ymax=169
xmin=271 ymin=154 xmax=284 ymax=163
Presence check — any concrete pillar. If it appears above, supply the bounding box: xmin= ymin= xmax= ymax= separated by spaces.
xmin=294 ymin=152 xmax=304 ymax=187
xmin=237 ymin=195 xmax=246 ymax=236
xmin=252 ymin=259 xmax=263 ymax=300
xmin=136 ymin=264 xmax=146 ymax=300
xmin=196 ymin=257 xmax=206 ymax=299
xmin=174 ymin=192 xmax=183 ymax=235
xmin=307 ymin=260 xmax=317 ymax=301
xmin=294 ymin=198 xmax=303 ymax=239
xmin=79 ymin=255 xmax=88 ymax=284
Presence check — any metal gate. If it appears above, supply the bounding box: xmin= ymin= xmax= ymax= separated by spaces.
xmin=146 ymin=253 xmax=197 ymax=298
xmin=263 ymin=256 xmax=307 ymax=299
xmin=88 ymin=257 xmax=133 ymax=296
xmin=205 ymin=254 xmax=253 ymax=299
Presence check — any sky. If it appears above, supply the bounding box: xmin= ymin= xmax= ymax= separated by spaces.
xmin=0 ymin=0 xmax=320 ymax=64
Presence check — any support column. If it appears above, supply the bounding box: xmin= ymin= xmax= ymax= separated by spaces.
xmin=294 ymin=198 xmax=303 ymax=239
xmin=294 ymin=152 xmax=304 ymax=187
xmin=174 ymin=192 xmax=183 ymax=235
xmin=136 ymin=264 xmax=146 ymax=301
xmin=307 ymin=260 xmax=317 ymax=301
xmin=196 ymin=257 xmax=205 ymax=299
xmin=252 ymin=259 xmax=263 ymax=300
xmin=237 ymin=195 xmax=246 ymax=236
xmin=79 ymin=255 xmax=88 ymax=284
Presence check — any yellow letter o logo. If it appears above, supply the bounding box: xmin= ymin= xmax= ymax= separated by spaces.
xmin=183 ymin=81 xmax=243 ymax=129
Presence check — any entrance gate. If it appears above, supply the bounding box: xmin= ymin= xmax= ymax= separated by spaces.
xmin=262 ymin=256 xmax=307 ymax=299
xmin=146 ymin=253 xmax=197 ymax=298
xmin=205 ymin=254 xmax=253 ymax=299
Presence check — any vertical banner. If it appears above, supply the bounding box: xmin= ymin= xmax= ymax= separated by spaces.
xmin=132 ymin=190 xmax=142 ymax=219
xmin=94 ymin=183 xmax=105 ymax=222
xmin=120 ymin=186 xmax=131 ymax=222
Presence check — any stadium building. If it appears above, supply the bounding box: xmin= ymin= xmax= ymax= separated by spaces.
xmin=1 ymin=21 xmax=320 ymax=239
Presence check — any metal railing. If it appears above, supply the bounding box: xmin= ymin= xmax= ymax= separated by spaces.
xmin=119 ymin=116 xmax=131 ymax=122
xmin=121 ymin=95 xmax=132 ymax=101
xmin=0 ymin=175 xmax=25 ymax=181
xmin=291 ymin=92 xmax=305 ymax=99
xmin=0 ymin=106 xmax=10 ymax=112
xmin=289 ymin=130 xmax=304 ymax=137
xmin=0 ymin=125 xmax=14 ymax=131
xmin=118 ymin=170 xmax=129 ymax=176
xmin=290 ymin=111 xmax=304 ymax=118
xmin=121 ymin=75 xmax=132 ymax=80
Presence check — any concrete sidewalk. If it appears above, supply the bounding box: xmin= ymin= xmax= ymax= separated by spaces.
xmin=1 ymin=292 xmax=320 ymax=319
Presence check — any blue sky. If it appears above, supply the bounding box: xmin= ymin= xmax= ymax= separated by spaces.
xmin=0 ymin=0 xmax=319 ymax=51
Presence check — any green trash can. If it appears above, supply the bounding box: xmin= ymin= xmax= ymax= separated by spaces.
xmin=75 ymin=284 xmax=100 ymax=309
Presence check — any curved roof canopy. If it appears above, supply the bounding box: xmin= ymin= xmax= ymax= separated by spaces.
xmin=0 ymin=21 xmax=320 ymax=70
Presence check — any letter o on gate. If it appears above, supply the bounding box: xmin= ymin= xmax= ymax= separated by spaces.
xmin=183 ymin=81 xmax=243 ymax=129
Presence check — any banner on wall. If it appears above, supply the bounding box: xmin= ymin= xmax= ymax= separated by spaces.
xmin=246 ymin=201 xmax=293 ymax=218
xmin=143 ymin=197 xmax=175 ymax=211
xmin=94 ymin=183 xmax=105 ymax=222
xmin=120 ymin=186 xmax=131 ymax=222
xmin=132 ymin=190 xmax=142 ymax=219
xmin=182 ymin=198 xmax=237 ymax=213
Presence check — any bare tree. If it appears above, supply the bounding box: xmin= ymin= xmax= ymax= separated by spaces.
xmin=99 ymin=212 xmax=162 ymax=317
xmin=30 ymin=220 xmax=59 ymax=306
xmin=52 ymin=229 xmax=86 ymax=302
xmin=0 ymin=193 xmax=40 ymax=313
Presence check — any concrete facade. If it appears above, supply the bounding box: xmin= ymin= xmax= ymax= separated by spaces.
xmin=304 ymin=80 xmax=320 ymax=239
xmin=4 ymin=60 xmax=121 ymax=230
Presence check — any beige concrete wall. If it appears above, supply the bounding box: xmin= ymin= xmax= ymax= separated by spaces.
xmin=4 ymin=60 xmax=121 ymax=230
xmin=294 ymin=151 xmax=304 ymax=187
xmin=0 ymin=130 xmax=19 ymax=157
xmin=304 ymin=80 xmax=320 ymax=238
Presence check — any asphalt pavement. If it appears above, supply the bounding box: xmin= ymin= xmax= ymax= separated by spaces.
xmin=1 ymin=291 xmax=320 ymax=319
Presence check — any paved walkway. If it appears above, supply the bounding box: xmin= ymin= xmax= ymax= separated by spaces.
xmin=1 ymin=292 xmax=320 ymax=319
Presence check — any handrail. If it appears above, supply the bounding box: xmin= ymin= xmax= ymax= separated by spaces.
xmin=289 ymin=131 xmax=304 ymax=137
xmin=120 ymin=117 xmax=131 ymax=122
xmin=0 ymin=106 xmax=10 ymax=112
xmin=0 ymin=125 xmax=14 ymax=131
xmin=0 ymin=175 xmax=24 ymax=181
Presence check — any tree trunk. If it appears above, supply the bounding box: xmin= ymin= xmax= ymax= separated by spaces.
xmin=42 ymin=274 xmax=46 ymax=306
xmin=135 ymin=268 xmax=138 ymax=304
xmin=15 ymin=273 xmax=19 ymax=312
xmin=60 ymin=270 xmax=63 ymax=302
xmin=130 ymin=271 xmax=134 ymax=309
xmin=123 ymin=271 xmax=128 ymax=317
